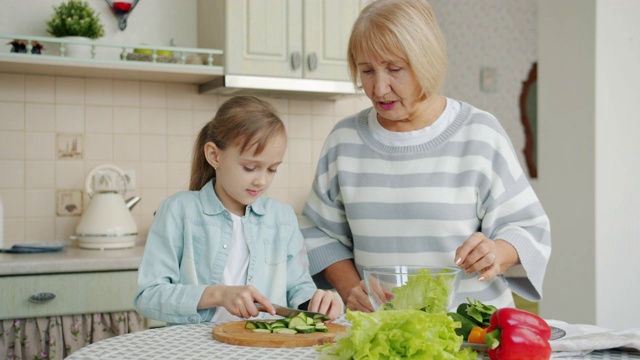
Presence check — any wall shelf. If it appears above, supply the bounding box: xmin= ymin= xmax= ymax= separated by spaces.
xmin=0 ymin=34 xmax=224 ymax=85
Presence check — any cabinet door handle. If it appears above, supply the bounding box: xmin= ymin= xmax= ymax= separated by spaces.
xmin=29 ymin=292 xmax=56 ymax=303
xmin=291 ymin=52 xmax=302 ymax=70
xmin=308 ymin=52 xmax=318 ymax=71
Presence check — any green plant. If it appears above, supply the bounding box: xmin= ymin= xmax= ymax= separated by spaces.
xmin=46 ymin=0 xmax=105 ymax=39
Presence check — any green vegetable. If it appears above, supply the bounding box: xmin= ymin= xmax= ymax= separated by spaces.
xmin=317 ymin=310 xmax=477 ymax=360
xmin=456 ymin=297 xmax=497 ymax=327
xmin=448 ymin=312 xmax=477 ymax=340
xmin=382 ymin=268 xmax=456 ymax=313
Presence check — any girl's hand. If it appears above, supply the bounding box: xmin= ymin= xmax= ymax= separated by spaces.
xmin=308 ymin=289 xmax=344 ymax=321
xmin=201 ymin=285 xmax=275 ymax=318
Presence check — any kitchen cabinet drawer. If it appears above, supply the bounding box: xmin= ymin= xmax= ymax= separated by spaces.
xmin=0 ymin=270 xmax=138 ymax=320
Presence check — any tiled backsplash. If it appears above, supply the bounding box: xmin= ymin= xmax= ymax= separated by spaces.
xmin=0 ymin=73 xmax=371 ymax=245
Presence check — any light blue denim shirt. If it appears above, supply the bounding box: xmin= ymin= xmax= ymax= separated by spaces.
xmin=133 ymin=180 xmax=317 ymax=324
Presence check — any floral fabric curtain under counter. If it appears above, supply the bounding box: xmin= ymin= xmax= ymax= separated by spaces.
xmin=0 ymin=311 xmax=144 ymax=360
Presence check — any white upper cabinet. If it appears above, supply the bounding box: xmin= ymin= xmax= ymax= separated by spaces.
xmin=199 ymin=0 xmax=368 ymax=81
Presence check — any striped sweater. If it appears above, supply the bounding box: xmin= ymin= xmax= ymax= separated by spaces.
xmin=300 ymin=101 xmax=551 ymax=309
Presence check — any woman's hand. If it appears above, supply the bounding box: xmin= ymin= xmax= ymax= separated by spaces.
xmin=199 ymin=285 xmax=275 ymax=318
xmin=308 ymin=289 xmax=344 ymax=321
xmin=454 ymin=233 xmax=519 ymax=281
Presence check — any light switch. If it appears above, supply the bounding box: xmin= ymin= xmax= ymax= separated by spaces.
xmin=480 ymin=67 xmax=497 ymax=92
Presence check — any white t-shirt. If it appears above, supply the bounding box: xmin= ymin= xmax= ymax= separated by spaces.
xmin=210 ymin=213 xmax=250 ymax=323
xmin=368 ymin=97 xmax=460 ymax=146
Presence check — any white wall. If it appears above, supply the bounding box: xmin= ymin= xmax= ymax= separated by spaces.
xmin=538 ymin=0 xmax=640 ymax=330
xmin=594 ymin=0 xmax=640 ymax=330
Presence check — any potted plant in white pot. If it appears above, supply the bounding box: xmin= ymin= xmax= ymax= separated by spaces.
xmin=46 ymin=0 xmax=105 ymax=58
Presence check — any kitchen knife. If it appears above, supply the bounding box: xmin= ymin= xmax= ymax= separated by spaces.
xmin=255 ymin=303 xmax=330 ymax=321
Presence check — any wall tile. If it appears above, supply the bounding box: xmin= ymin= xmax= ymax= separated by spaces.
xmin=139 ymin=162 xmax=167 ymax=188
xmin=56 ymin=105 xmax=84 ymax=132
xmin=84 ymin=133 xmax=113 ymax=160
xmin=113 ymin=107 xmax=140 ymax=134
xmin=140 ymin=82 xmax=166 ymax=108
xmin=167 ymin=110 xmax=192 ymax=135
xmin=312 ymin=115 xmax=336 ymax=140
xmin=86 ymin=106 xmax=113 ymax=133
xmin=55 ymin=161 xmax=84 ymax=189
xmin=0 ymin=160 xmax=24 ymax=188
xmin=25 ymin=189 xmax=55 ymax=217
xmin=141 ymin=108 xmax=167 ymax=134
xmin=311 ymin=100 xmax=334 ymax=116
xmin=288 ymin=139 xmax=312 ymax=164
xmin=192 ymin=110 xmax=213 ymax=134
xmin=26 ymin=104 xmax=55 ymax=131
xmin=287 ymin=114 xmax=312 ymax=139
xmin=167 ymin=135 xmax=192 ymax=162
xmin=139 ymin=188 xmax=169 ymax=219
xmin=0 ymin=102 xmax=25 ymax=130
xmin=166 ymin=84 xmax=194 ymax=109
xmin=192 ymin=94 xmax=217 ymax=111
xmin=114 ymin=134 xmax=140 ymax=161
xmin=0 ymin=74 xmax=25 ymax=102
xmin=289 ymin=99 xmax=312 ymax=115
xmin=268 ymin=98 xmax=289 ymax=115
xmin=25 ymin=160 xmax=55 ymax=189
xmin=4 ymin=218 xmax=24 ymax=244
xmin=25 ymin=217 xmax=54 ymax=242
xmin=25 ymin=75 xmax=55 ymax=104
xmin=55 ymin=78 xmax=84 ymax=105
xmin=0 ymin=131 xmax=25 ymax=160
xmin=113 ymin=80 xmax=141 ymax=107
xmin=85 ymin=78 xmax=113 ymax=105
xmin=0 ymin=189 xmax=24 ymax=217
xmin=141 ymin=135 xmax=167 ymax=162
xmin=166 ymin=162 xmax=190 ymax=189
xmin=25 ymin=132 xmax=55 ymax=160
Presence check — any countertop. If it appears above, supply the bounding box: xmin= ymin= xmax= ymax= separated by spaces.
xmin=0 ymin=243 xmax=144 ymax=276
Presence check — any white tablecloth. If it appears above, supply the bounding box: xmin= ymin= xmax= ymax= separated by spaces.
xmin=66 ymin=321 xmax=640 ymax=360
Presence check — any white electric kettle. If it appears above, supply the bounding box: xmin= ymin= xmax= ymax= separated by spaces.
xmin=75 ymin=164 xmax=140 ymax=249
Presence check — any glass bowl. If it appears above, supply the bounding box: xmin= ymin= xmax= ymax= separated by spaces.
xmin=362 ymin=265 xmax=461 ymax=312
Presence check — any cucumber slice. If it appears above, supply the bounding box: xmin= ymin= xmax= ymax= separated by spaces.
xmin=306 ymin=317 xmax=315 ymax=325
xmin=273 ymin=328 xmax=298 ymax=335
xmin=287 ymin=316 xmax=307 ymax=329
xmin=252 ymin=328 xmax=272 ymax=333
xmin=295 ymin=325 xmax=315 ymax=334
xmin=244 ymin=321 xmax=257 ymax=329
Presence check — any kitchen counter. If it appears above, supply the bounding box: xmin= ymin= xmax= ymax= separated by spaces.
xmin=0 ymin=243 xmax=144 ymax=276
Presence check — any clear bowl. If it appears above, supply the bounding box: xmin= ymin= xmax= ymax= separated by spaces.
xmin=362 ymin=265 xmax=461 ymax=312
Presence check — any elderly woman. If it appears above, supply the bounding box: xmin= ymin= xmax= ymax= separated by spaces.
xmin=300 ymin=0 xmax=551 ymax=312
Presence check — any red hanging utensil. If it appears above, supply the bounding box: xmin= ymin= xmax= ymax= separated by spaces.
xmin=105 ymin=0 xmax=140 ymax=31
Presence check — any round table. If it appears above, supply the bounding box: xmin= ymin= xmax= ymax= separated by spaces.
xmin=66 ymin=322 xmax=640 ymax=360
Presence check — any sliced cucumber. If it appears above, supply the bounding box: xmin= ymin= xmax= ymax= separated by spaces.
xmin=252 ymin=328 xmax=272 ymax=333
xmin=295 ymin=325 xmax=316 ymax=334
xmin=273 ymin=328 xmax=298 ymax=335
xmin=244 ymin=321 xmax=257 ymax=329
xmin=287 ymin=316 xmax=307 ymax=329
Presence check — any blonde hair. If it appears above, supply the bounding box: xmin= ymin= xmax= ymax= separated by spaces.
xmin=347 ymin=0 xmax=447 ymax=98
xmin=189 ymin=96 xmax=285 ymax=191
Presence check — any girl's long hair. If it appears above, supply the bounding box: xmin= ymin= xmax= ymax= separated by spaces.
xmin=189 ymin=95 xmax=285 ymax=191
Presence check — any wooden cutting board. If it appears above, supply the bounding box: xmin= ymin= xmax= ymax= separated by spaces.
xmin=212 ymin=321 xmax=348 ymax=348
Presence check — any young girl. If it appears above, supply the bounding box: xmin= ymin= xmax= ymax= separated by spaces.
xmin=134 ymin=96 xmax=342 ymax=324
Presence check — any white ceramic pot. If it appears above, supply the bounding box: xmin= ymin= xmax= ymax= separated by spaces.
xmin=63 ymin=36 xmax=94 ymax=59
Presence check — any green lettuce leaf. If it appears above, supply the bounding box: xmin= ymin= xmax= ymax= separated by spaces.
xmin=317 ymin=310 xmax=477 ymax=360
xmin=383 ymin=268 xmax=455 ymax=313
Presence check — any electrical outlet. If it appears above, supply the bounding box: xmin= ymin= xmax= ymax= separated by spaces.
xmin=93 ymin=170 xmax=117 ymax=192
xmin=92 ymin=169 xmax=135 ymax=192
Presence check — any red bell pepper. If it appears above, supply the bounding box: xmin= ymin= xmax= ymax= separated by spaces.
xmin=484 ymin=307 xmax=552 ymax=360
